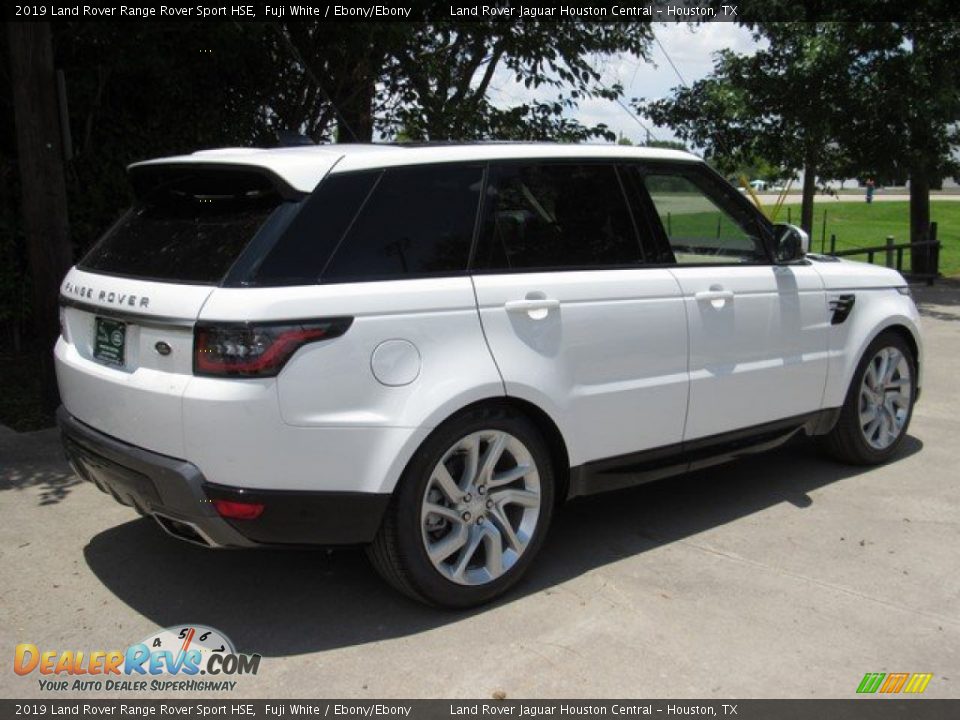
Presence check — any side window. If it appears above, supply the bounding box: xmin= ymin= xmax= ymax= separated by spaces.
xmin=249 ymin=171 xmax=378 ymax=286
xmin=322 ymin=164 xmax=483 ymax=282
xmin=642 ymin=172 xmax=768 ymax=264
xmin=474 ymin=163 xmax=642 ymax=271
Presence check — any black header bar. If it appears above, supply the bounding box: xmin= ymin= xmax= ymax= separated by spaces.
xmin=4 ymin=1 xmax=956 ymax=23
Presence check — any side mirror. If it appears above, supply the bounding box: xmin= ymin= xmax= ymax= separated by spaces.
xmin=772 ymin=223 xmax=809 ymax=263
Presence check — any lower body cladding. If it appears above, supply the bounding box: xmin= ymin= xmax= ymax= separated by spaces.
xmin=56 ymin=407 xmax=389 ymax=548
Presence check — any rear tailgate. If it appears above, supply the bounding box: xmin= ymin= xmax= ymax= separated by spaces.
xmin=56 ymin=267 xmax=214 ymax=457
xmin=55 ymin=162 xmax=312 ymax=457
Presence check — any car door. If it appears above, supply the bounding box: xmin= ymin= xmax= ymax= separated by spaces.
xmin=471 ymin=161 xmax=689 ymax=472
xmin=625 ymin=163 xmax=829 ymax=442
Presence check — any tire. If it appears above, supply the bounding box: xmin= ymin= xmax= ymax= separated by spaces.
xmin=819 ymin=330 xmax=917 ymax=465
xmin=366 ymin=405 xmax=555 ymax=608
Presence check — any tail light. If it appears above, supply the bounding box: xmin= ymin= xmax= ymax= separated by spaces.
xmin=194 ymin=317 xmax=352 ymax=378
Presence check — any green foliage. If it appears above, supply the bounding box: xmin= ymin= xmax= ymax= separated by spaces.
xmin=53 ymin=23 xmax=289 ymax=255
xmin=638 ymin=23 xmax=861 ymax=181
xmin=378 ymin=22 xmax=652 ymax=141
xmin=645 ymin=139 xmax=688 ymax=152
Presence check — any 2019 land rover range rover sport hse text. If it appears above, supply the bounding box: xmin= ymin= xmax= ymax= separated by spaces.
xmin=56 ymin=143 xmax=923 ymax=607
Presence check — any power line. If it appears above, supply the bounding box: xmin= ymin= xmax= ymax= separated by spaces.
xmin=653 ymin=30 xmax=689 ymax=88
xmin=270 ymin=24 xmax=361 ymax=143
xmin=615 ymin=98 xmax=661 ymax=144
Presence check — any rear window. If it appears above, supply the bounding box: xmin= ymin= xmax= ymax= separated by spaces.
xmin=80 ymin=168 xmax=294 ymax=285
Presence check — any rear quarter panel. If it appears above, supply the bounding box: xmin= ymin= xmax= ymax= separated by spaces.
xmin=186 ymin=278 xmax=506 ymax=493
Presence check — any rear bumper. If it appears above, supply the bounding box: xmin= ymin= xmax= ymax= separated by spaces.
xmin=57 ymin=407 xmax=389 ymax=548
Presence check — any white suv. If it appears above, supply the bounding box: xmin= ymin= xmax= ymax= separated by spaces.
xmin=56 ymin=143 xmax=923 ymax=607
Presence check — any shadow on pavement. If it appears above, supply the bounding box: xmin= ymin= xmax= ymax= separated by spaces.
xmin=0 ymin=463 xmax=81 ymax=505
xmin=83 ymin=435 xmax=922 ymax=657
xmin=0 ymin=427 xmax=81 ymax=505
xmin=914 ymin=278 xmax=960 ymax=322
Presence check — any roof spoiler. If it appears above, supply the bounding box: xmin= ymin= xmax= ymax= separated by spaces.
xmin=127 ymin=162 xmax=305 ymax=202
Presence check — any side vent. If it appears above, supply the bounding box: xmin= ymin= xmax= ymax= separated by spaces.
xmin=829 ymin=294 xmax=856 ymax=325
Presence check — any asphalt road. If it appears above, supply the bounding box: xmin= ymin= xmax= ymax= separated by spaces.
xmin=2 ymin=283 xmax=958 ymax=700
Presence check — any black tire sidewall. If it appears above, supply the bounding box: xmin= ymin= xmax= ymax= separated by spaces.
xmin=391 ymin=407 xmax=555 ymax=609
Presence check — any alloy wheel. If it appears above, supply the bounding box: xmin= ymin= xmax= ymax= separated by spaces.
xmin=859 ymin=346 xmax=912 ymax=450
xmin=420 ymin=430 xmax=541 ymax=586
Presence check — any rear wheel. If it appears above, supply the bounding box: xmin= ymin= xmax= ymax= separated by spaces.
xmin=367 ymin=406 xmax=554 ymax=608
xmin=820 ymin=331 xmax=916 ymax=465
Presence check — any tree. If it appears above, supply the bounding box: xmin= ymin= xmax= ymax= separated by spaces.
xmin=841 ymin=22 xmax=960 ymax=272
xmin=638 ymin=23 xmax=860 ymax=234
xmin=7 ymin=22 xmax=73 ymax=412
xmin=378 ymin=22 xmax=653 ymax=141
xmin=2 ymin=20 xmax=303 ymax=388
xmin=269 ymin=22 xmax=653 ymax=143
xmin=645 ymin=139 xmax=688 ymax=152
xmin=642 ymin=9 xmax=960 ymax=272
xmin=276 ymin=23 xmax=413 ymax=142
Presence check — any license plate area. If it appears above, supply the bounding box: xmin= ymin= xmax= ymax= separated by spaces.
xmin=93 ymin=316 xmax=126 ymax=367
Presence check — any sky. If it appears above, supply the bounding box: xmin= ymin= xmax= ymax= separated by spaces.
xmin=485 ymin=22 xmax=761 ymax=146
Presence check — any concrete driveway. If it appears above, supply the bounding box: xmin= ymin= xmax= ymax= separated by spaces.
xmin=2 ymin=283 xmax=958 ymax=700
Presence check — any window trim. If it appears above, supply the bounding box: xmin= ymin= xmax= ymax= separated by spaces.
xmin=626 ymin=161 xmax=777 ymax=268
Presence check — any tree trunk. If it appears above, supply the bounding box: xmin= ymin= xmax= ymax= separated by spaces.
xmin=8 ymin=23 xmax=73 ymax=413
xmin=334 ymin=75 xmax=375 ymax=143
xmin=908 ymin=166 xmax=932 ymax=275
xmin=800 ymin=158 xmax=816 ymax=235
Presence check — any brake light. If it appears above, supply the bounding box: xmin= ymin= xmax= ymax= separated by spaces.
xmin=194 ymin=317 xmax=352 ymax=377
xmin=212 ymin=499 xmax=265 ymax=520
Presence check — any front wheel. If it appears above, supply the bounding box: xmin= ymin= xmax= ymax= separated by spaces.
xmin=367 ymin=407 xmax=554 ymax=608
xmin=820 ymin=330 xmax=916 ymax=465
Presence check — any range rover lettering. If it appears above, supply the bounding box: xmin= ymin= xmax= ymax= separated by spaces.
xmin=55 ymin=143 xmax=923 ymax=607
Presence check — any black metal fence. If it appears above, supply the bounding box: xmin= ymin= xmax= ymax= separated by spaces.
xmin=826 ymin=222 xmax=941 ymax=285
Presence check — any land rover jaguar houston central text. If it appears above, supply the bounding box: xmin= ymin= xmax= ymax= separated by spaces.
xmin=55 ymin=143 xmax=922 ymax=607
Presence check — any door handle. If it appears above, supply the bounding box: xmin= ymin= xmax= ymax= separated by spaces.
xmin=694 ymin=290 xmax=735 ymax=302
xmin=504 ymin=298 xmax=560 ymax=314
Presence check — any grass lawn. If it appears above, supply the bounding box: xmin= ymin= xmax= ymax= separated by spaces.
xmin=771 ymin=201 xmax=960 ymax=276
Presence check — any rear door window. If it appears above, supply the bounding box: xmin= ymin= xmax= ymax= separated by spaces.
xmin=321 ymin=164 xmax=484 ymax=282
xmin=80 ymin=168 xmax=293 ymax=285
xmin=473 ymin=163 xmax=643 ymax=271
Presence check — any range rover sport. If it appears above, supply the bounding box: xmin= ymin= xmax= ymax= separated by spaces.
xmin=56 ymin=143 xmax=923 ymax=607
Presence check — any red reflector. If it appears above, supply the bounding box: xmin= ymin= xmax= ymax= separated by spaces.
xmin=212 ymin=499 xmax=265 ymax=520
